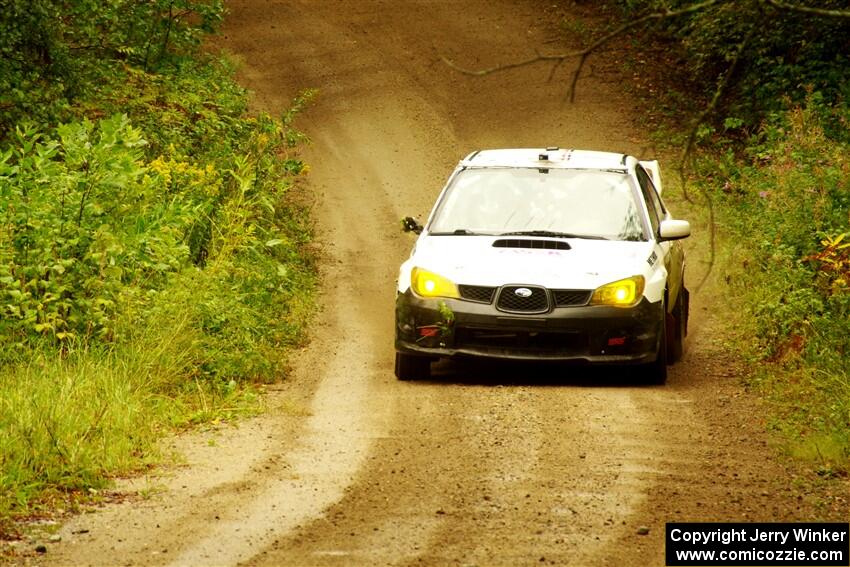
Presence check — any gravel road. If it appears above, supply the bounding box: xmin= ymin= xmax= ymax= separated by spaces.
xmin=38 ymin=2 xmax=848 ymax=566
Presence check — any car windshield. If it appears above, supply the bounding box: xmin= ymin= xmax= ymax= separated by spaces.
xmin=429 ymin=168 xmax=646 ymax=241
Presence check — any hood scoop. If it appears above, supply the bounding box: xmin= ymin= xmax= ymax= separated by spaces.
xmin=493 ymin=239 xmax=571 ymax=250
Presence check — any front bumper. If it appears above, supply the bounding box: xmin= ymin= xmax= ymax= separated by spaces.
xmin=395 ymin=290 xmax=663 ymax=364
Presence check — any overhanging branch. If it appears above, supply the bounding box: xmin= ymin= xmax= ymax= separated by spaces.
xmin=677 ymin=25 xmax=755 ymax=204
xmin=765 ymin=0 xmax=850 ymax=18
xmin=442 ymin=0 xmax=721 ymax=101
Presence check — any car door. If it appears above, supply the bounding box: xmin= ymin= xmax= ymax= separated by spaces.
xmin=636 ymin=166 xmax=682 ymax=309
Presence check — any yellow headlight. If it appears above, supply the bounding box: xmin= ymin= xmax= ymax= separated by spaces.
xmin=411 ymin=267 xmax=459 ymax=299
xmin=590 ymin=276 xmax=645 ymax=307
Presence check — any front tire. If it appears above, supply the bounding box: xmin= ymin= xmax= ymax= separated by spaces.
xmin=667 ymin=288 xmax=687 ymax=364
xmin=395 ymin=352 xmax=431 ymax=381
xmin=645 ymin=312 xmax=668 ymax=385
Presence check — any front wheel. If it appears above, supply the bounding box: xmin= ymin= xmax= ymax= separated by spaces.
xmin=667 ymin=288 xmax=687 ymax=364
xmin=395 ymin=352 xmax=431 ymax=381
xmin=644 ymin=313 xmax=668 ymax=385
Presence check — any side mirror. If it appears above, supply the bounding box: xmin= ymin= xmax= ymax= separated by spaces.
xmin=401 ymin=216 xmax=424 ymax=235
xmin=658 ymin=219 xmax=691 ymax=241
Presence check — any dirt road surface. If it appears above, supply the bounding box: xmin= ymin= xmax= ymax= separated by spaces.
xmin=36 ymin=1 xmax=848 ymax=566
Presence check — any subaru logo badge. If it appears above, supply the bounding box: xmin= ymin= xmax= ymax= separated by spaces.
xmin=515 ymin=287 xmax=533 ymax=298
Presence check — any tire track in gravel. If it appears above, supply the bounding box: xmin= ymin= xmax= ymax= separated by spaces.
xmin=220 ymin=2 xmax=706 ymax=566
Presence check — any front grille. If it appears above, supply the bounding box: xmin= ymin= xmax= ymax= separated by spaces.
xmin=459 ymin=284 xmax=496 ymax=303
xmin=455 ymin=327 xmax=587 ymax=354
xmin=492 ymin=239 xmax=570 ymax=250
xmin=552 ymin=289 xmax=592 ymax=307
xmin=496 ymin=285 xmax=549 ymax=313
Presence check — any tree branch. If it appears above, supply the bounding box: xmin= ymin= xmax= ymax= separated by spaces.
xmin=442 ymin=0 xmax=720 ymax=101
xmin=765 ymin=0 xmax=850 ymax=18
xmin=441 ymin=52 xmax=564 ymax=77
xmin=677 ymin=27 xmax=752 ymax=204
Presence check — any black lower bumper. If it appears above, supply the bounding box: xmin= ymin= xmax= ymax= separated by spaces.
xmin=395 ymin=290 xmax=663 ymax=364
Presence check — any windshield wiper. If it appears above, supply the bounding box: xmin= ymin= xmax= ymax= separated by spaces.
xmin=498 ymin=230 xmax=609 ymax=240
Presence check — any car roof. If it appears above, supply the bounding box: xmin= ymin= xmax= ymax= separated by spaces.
xmin=460 ymin=148 xmax=632 ymax=170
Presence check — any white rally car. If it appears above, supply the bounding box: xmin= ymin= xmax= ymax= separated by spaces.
xmin=395 ymin=148 xmax=691 ymax=383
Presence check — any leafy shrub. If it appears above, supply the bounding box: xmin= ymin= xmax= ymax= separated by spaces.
xmin=0 ymin=104 xmax=314 ymax=371
xmin=0 ymin=7 xmax=316 ymax=523
xmin=1 ymin=116 xmax=167 ymax=343
xmin=806 ymin=232 xmax=850 ymax=296
xmin=702 ymin=96 xmax=850 ymax=454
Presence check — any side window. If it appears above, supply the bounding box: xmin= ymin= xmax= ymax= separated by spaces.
xmin=639 ymin=165 xmax=667 ymax=216
xmin=636 ymin=166 xmax=661 ymax=235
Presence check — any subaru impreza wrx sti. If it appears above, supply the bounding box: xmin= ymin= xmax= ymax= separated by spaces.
xmin=395 ymin=148 xmax=691 ymax=383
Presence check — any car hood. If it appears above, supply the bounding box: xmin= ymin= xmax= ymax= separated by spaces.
xmin=406 ymin=235 xmax=653 ymax=290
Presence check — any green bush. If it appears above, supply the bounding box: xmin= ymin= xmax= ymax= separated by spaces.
xmin=702 ymin=97 xmax=850 ymax=457
xmin=0 ymin=98 xmax=316 ymax=524
xmin=617 ymin=0 xmax=850 ymax=127
xmin=0 ymin=0 xmax=223 ymax=132
xmin=0 ymin=5 xmax=316 ymax=526
xmin=0 ymin=104 xmax=315 ymax=373
xmin=1 ymin=116 xmax=168 ymax=343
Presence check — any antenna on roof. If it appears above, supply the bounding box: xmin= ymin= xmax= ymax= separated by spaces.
xmin=539 ymin=147 xmax=559 ymax=161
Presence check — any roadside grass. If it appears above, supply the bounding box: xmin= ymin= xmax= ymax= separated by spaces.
xmin=0 ymin=329 xmax=238 ymax=520
xmin=0 ymin=295 xmax=276 ymax=527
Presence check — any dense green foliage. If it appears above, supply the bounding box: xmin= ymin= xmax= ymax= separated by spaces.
xmin=0 ymin=0 xmax=223 ymax=131
xmin=618 ymin=0 xmax=850 ymax=127
xmin=700 ymin=99 xmax=849 ymax=459
xmin=0 ymin=99 xmax=314 ymax=377
xmin=0 ymin=2 xmax=315 ymax=527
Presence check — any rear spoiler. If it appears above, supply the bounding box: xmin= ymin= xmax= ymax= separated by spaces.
xmin=639 ymin=160 xmax=663 ymax=196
